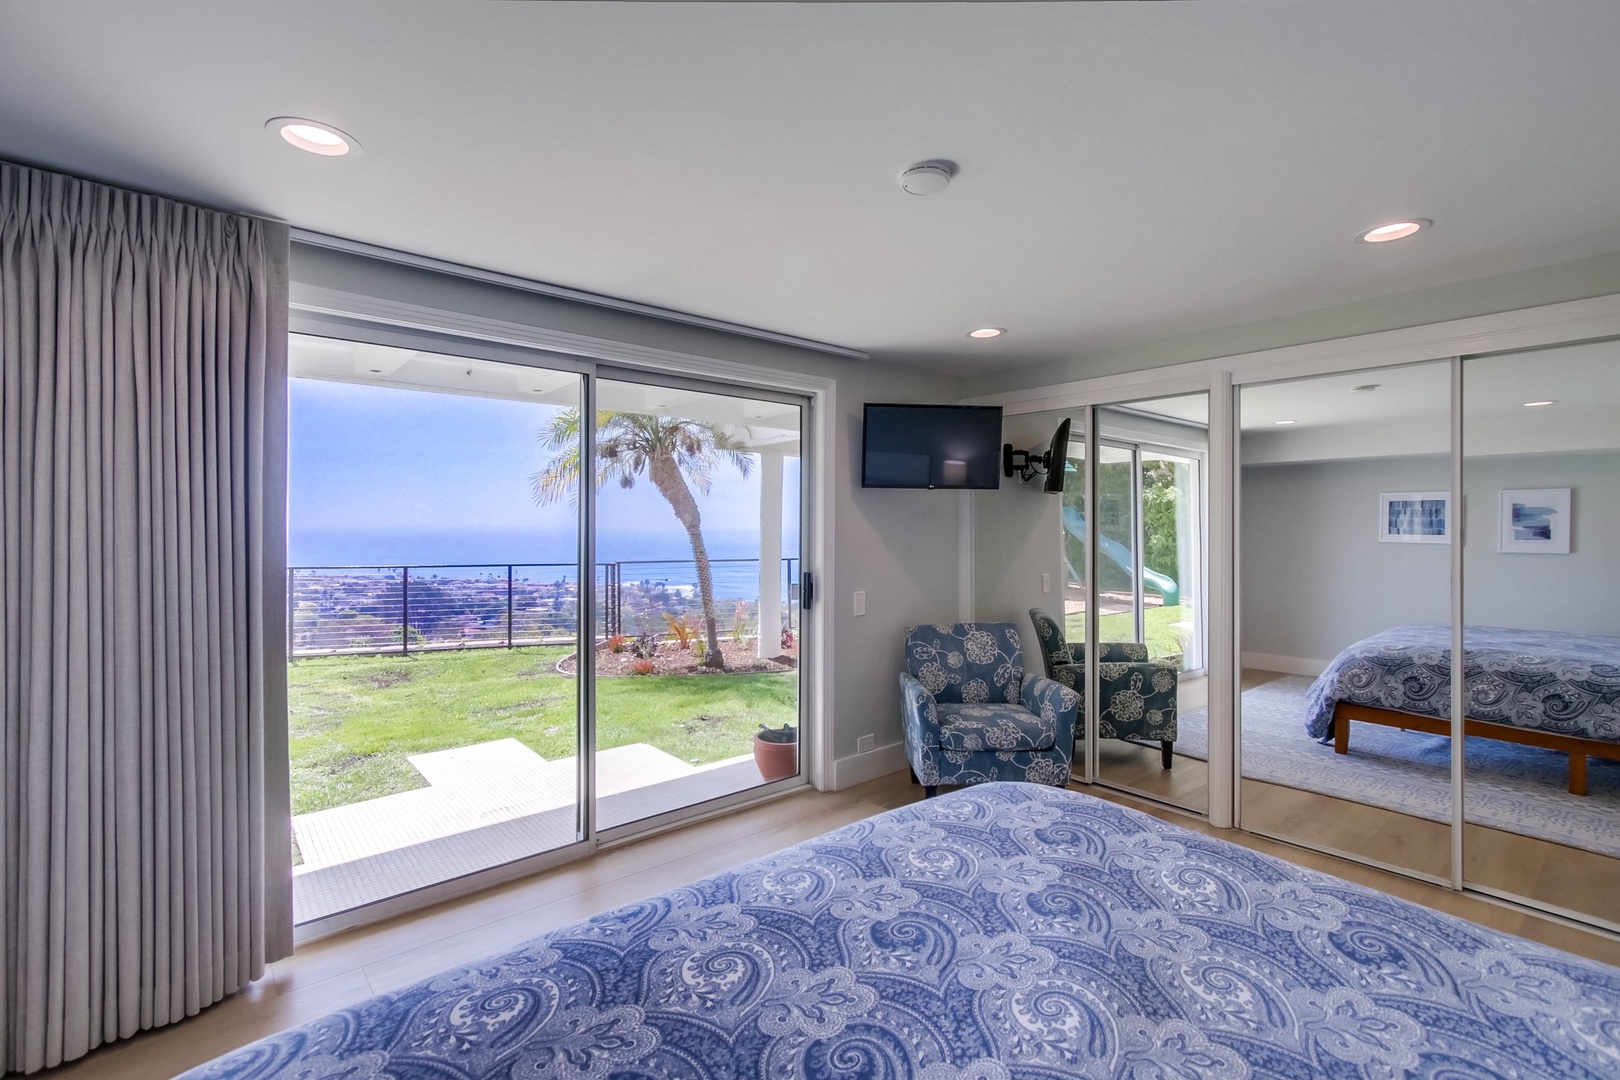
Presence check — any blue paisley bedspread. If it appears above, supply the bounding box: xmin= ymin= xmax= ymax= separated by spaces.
xmin=182 ymin=784 xmax=1620 ymax=1080
xmin=1304 ymin=623 xmax=1620 ymax=743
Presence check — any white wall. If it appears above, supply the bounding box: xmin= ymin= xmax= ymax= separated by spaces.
xmin=1242 ymin=450 xmax=1620 ymax=668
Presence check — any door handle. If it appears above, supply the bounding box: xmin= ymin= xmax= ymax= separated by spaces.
xmin=802 ymin=571 xmax=815 ymax=611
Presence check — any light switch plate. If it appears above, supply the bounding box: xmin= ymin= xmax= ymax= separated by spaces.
xmin=853 ymin=590 xmax=866 ymax=616
xmin=856 ymin=734 xmax=876 ymax=754
xmin=1042 ymin=572 xmax=1052 ymax=593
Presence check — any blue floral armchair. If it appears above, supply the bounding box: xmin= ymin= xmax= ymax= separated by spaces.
xmin=1029 ymin=608 xmax=1179 ymax=769
xmin=900 ymin=622 xmax=1080 ymax=796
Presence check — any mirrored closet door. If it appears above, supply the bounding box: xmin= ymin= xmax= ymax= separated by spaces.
xmin=1079 ymin=394 xmax=1210 ymax=814
xmin=1462 ymin=343 xmax=1620 ymax=927
xmin=1237 ymin=362 xmax=1452 ymax=882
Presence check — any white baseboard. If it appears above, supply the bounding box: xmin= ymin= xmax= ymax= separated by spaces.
xmin=1242 ymin=652 xmax=1330 ymax=678
xmin=832 ymin=741 xmax=909 ymax=790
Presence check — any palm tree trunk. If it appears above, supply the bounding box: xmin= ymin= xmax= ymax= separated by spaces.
xmin=649 ymin=453 xmax=726 ymax=669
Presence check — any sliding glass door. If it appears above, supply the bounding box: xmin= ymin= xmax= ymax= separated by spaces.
xmin=286 ymin=335 xmax=587 ymax=924
xmin=590 ymin=376 xmax=805 ymax=833
xmin=285 ymin=335 xmax=812 ymax=928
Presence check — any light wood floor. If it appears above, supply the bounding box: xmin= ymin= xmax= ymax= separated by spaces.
xmin=1234 ymin=670 xmax=1620 ymax=926
xmin=42 ymin=769 xmax=1620 ymax=1080
xmin=1098 ymin=670 xmax=1620 ymax=926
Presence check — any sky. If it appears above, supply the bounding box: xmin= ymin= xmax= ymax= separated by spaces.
xmin=289 ymin=378 xmax=800 ymax=569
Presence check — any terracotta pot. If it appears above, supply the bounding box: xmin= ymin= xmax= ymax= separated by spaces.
xmin=752 ymin=733 xmax=799 ymax=783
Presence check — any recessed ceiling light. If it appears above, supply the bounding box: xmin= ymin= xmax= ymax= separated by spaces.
xmin=1274 ymin=419 xmax=1297 ymax=425
xmin=1351 ymin=383 xmax=1381 ymax=393
xmin=1356 ymin=219 xmax=1431 ymax=244
xmin=1523 ymin=399 xmax=1557 ymax=407
xmin=266 ymin=116 xmax=359 ymax=157
xmin=968 ymin=327 xmax=1005 ymax=339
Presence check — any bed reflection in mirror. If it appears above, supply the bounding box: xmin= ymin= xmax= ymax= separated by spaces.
xmin=1462 ymin=343 xmax=1620 ymax=926
xmin=1237 ymin=361 xmax=1453 ymax=881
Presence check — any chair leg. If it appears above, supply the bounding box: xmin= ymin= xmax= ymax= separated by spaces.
xmin=924 ymin=785 xmax=938 ymax=799
xmin=1161 ymin=740 xmax=1174 ymax=770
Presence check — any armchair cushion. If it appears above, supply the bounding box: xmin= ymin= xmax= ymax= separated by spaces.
xmin=937 ymin=703 xmax=1056 ymax=752
xmin=903 ymin=623 xmax=1024 ymax=705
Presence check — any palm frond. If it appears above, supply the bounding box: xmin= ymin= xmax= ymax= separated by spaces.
xmin=531 ymin=406 xmax=756 ymax=507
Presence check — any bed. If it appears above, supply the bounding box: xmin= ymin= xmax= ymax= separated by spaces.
xmin=1305 ymin=624 xmax=1620 ymax=795
xmin=182 ymin=783 xmax=1620 ymax=1079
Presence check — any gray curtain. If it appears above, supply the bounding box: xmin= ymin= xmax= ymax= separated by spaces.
xmin=0 ymin=160 xmax=290 ymax=1073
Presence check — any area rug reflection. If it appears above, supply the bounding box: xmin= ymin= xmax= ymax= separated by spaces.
xmin=185 ymin=786 xmax=1620 ymax=1079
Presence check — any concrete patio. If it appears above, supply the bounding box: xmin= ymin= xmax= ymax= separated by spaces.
xmin=292 ymin=739 xmax=773 ymax=923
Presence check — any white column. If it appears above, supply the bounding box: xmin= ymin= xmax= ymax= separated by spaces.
xmin=758 ymin=451 xmax=784 ymax=658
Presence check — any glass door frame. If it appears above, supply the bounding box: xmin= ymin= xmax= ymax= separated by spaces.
xmin=285 ymin=312 xmax=821 ymax=940
xmin=1098 ymin=432 xmax=1209 ymax=675
xmin=589 ymin=364 xmax=815 ymax=847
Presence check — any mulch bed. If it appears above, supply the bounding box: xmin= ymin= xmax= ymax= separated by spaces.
xmin=557 ymin=638 xmax=797 ymax=677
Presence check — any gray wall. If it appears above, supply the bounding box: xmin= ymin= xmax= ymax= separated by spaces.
xmin=1462 ymin=452 xmax=1620 ymax=638
xmin=972 ymin=410 xmax=1067 ymax=663
xmin=290 ymin=242 xmax=964 ymax=771
xmin=1242 ymin=451 xmax=1620 ymax=665
xmin=1241 ymin=456 xmax=1450 ymax=665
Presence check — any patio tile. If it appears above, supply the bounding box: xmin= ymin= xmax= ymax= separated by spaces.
xmin=291 ymin=741 xmax=773 ymax=924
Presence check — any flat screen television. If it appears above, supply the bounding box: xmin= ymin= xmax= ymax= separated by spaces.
xmin=861 ymin=403 xmax=1003 ymax=489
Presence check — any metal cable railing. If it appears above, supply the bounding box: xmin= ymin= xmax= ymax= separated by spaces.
xmin=288 ymin=558 xmax=799 ymax=658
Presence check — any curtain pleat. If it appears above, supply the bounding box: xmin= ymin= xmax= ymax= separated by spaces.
xmin=0 ymin=160 xmax=289 ymax=1073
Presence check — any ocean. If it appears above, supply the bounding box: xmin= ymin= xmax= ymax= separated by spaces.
xmin=290 ymin=526 xmax=800 ymax=602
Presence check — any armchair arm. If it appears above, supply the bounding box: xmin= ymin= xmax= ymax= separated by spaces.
xmin=1110 ymin=660 xmax=1179 ymax=707
xmin=1021 ymin=674 xmax=1081 ymax=756
xmin=1049 ymin=662 xmax=1082 ymax=691
xmin=1096 ymin=660 xmax=1179 ymax=741
xmin=900 ymin=672 xmax=943 ymax=748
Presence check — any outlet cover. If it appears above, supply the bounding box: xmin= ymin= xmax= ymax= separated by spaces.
xmin=856 ymin=734 xmax=876 ymax=754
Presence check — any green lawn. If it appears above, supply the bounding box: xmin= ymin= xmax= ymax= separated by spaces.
xmin=1066 ymin=603 xmax=1195 ymax=663
xmin=288 ymin=647 xmax=797 ymax=816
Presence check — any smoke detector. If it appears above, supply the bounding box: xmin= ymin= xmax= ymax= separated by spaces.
xmin=899 ymin=162 xmax=953 ymax=196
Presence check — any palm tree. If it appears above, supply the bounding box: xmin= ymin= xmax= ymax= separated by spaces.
xmin=532 ymin=408 xmax=754 ymax=670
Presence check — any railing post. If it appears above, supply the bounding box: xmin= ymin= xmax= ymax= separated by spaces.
xmin=507 ymin=564 xmax=515 ymax=648
xmin=613 ymin=562 xmax=622 ymax=638
xmin=401 ymin=565 xmax=410 ymax=654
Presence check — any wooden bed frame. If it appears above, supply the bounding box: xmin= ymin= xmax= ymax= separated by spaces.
xmin=1333 ymin=702 xmax=1620 ymax=796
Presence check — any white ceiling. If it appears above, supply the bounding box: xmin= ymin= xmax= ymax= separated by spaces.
xmin=287 ymin=334 xmax=802 ymax=449
xmin=6 ymin=2 xmax=1620 ymax=375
